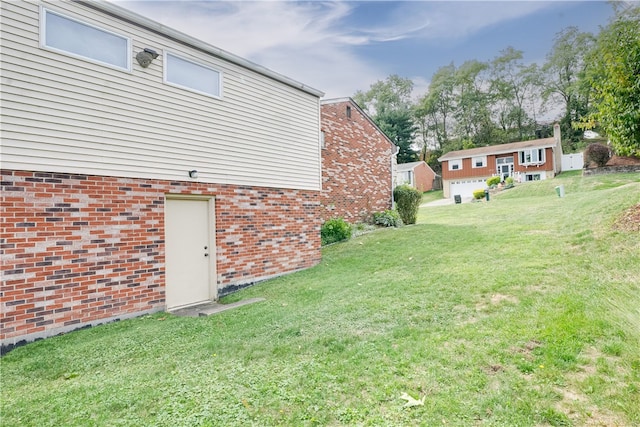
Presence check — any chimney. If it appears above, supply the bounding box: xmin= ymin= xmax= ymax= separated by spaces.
xmin=553 ymin=123 xmax=561 ymax=146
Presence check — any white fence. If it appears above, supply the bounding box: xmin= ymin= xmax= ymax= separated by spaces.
xmin=562 ymin=153 xmax=584 ymax=171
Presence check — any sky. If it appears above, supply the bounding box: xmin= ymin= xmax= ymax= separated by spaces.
xmin=116 ymin=1 xmax=616 ymax=101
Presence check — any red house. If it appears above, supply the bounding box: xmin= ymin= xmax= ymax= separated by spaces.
xmin=396 ymin=161 xmax=438 ymax=192
xmin=438 ymin=125 xmax=563 ymax=199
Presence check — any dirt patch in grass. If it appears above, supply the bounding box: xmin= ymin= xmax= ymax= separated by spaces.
xmin=554 ymin=346 xmax=628 ymax=426
xmin=613 ymin=203 xmax=640 ymax=232
xmin=475 ymin=293 xmax=519 ymax=311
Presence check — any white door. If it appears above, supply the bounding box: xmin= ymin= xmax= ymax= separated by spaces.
xmin=165 ymin=197 xmax=215 ymax=310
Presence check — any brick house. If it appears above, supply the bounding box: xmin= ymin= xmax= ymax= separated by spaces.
xmin=396 ymin=161 xmax=438 ymax=192
xmin=320 ymin=98 xmax=397 ymax=222
xmin=1 ymin=0 xmax=324 ymax=350
xmin=438 ymin=124 xmax=563 ymax=199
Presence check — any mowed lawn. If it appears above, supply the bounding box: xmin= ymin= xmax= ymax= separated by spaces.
xmin=2 ymin=172 xmax=639 ymax=426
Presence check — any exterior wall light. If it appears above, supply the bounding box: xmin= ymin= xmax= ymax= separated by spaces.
xmin=136 ymin=48 xmax=159 ymax=68
xmin=188 ymin=170 xmax=198 ymax=179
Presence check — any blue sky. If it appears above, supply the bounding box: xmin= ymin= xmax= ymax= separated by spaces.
xmin=117 ymin=1 xmax=615 ymax=100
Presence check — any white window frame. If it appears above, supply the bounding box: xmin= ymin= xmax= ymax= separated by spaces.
xmin=472 ymin=156 xmax=487 ymax=168
xmin=164 ymin=52 xmax=222 ymax=99
xmin=40 ymin=7 xmax=131 ymax=72
xmin=449 ymin=159 xmax=462 ymax=171
xmin=320 ymin=131 xmax=326 ymax=149
xmin=519 ymin=148 xmax=545 ymax=165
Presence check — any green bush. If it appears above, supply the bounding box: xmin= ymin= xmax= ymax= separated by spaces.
xmin=504 ymin=176 xmax=515 ymax=188
xmin=321 ymin=218 xmax=352 ymax=246
xmin=393 ymin=185 xmax=422 ymax=225
xmin=473 ymin=189 xmax=486 ymax=199
xmin=372 ymin=210 xmax=402 ymax=227
xmin=486 ymin=176 xmax=501 ymax=187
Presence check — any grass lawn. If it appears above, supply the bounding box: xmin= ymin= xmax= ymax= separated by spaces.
xmin=2 ymin=172 xmax=639 ymax=426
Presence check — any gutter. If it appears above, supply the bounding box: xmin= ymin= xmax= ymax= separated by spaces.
xmin=76 ymin=0 xmax=325 ymax=98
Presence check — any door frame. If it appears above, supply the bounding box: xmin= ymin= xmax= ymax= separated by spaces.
xmin=165 ymin=194 xmax=218 ymax=307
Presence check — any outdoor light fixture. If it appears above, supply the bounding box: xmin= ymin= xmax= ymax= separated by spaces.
xmin=188 ymin=170 xmax=198 ymax=179
xmin=136 ymin=48 xmax=159 ymax=68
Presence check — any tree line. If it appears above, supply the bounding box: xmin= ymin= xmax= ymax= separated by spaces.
xmin=353 ymin=3 xmax=640 ymax=172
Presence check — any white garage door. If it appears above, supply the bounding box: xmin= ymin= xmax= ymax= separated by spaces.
xmin=450 ymin=179 xmax=486 ymax=199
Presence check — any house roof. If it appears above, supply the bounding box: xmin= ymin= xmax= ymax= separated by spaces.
xmin=86 ymin=0 xmax=324 ymax=98
xmin=321 ymin=97 xmax=398 ymax=153
xmin=397 ymin=161 xmax=425 ymax=172
xmin=438 ymin=137 xmax=557 ymax=162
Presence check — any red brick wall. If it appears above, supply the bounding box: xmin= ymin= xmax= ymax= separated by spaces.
xmin=1 ymin=170 xmax=321 ymax=346
xmin=320 ymin=101 xmax=394 ymax=223
xmin=413 ymin=163 xmax=437 ymax=192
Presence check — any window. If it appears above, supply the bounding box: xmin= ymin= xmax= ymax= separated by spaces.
xmin=320 ymin=131 xmax=326 ymax=149
xmin=41 ymin=8 xmax=130 ymax=70
xmin=165 ymin=52 xmax=221 ymax=98
xmin=472 ymin=156 xmax=486 ymax=168
xmin=449 ymin=159 xmax=462 ymax=171
xmin=519 ymin=148 xmax=545 ymax=165
xmin=525 ymin=174 xmax=541 ymax=181
xmin=346 ymin=106 xmax=352 ymax=118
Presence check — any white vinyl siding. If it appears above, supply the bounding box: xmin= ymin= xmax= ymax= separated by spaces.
xmin=1 ymin=1 xmax=321 ymax=191
xmin=41 ymin=7 xmax=130 ymax=71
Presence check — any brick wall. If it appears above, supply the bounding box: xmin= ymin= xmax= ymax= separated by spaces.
xmin=1 ymin=170 xmax=321 ymax=347
xmin=320 ymin=101 xmax=394 ymax=223
xmin=413 ymin=163 xmax=437 ymax=192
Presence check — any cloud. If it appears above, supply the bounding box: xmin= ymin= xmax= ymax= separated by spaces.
xmin=114 ymin=1 xmax=561 ymax=99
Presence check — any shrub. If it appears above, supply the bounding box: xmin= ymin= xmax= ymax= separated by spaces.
xmin=504 ymin=176 xmax=515 ymax=188
xmin=473 ymin=189 xmax=486 ymax=199
xmin=373 ymin=210 xmax=402 ymax=227
xmin=321 ymin=218 xmax=352 ymax=246
xmin=486 ymin=176 xmax=501 ymax=187
xmin=584 ymin=143 xmax=611 ymax=167
xmin=393 ymin=185 xmax=422 ymax=225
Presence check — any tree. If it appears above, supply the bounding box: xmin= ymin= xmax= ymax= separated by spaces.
xmin=541 ymin=27 xmax=595 ymax=151
xmin=583 ymin=5 xmax=640 ymax=156
xmin=353 ymin=74 xmax=414 ymax=116
xmin=490 ymin=47 xmax=540 ymax=142
xmin=415 ymin=64 xmax=456 ymax=151
xmin=377 ymin=108 xmax=419 ymax=164
xmin=454 ymin=60 xmax=494 ymax=146
xmin=353 ymin=75 xmax=419 ymax=163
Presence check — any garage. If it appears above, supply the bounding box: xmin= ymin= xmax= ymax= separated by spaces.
xmin=449 ymin=179 xmax=487 ymax=199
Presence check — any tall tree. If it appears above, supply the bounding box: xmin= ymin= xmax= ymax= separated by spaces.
xmin=415 ymin=64 xmax=456 ymax=151
xmin=353 ymin=74 xmax=414 ymax=116
xmin=377 ymin=108 xmax=419 ymax=164
xmin=490 ymin=47 xmax=540 ymax=142
xmin=353 ymin=75 xmax=418 ymax=163
xmin=542 ymin=27 xmax=595 ymax=151
xmin=453 ymin=60 xmax=494 ymax=146
xmin=583 ymin=4 xmax=640 ymax=156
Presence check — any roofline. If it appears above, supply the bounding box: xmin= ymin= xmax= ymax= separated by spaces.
xmin=438 ymin=138 xmax=557 ymax=162
xmin=320 ymin=97 xmax=397 ymax=150
xmin=79 ymin=0 xmax=324 ymax=98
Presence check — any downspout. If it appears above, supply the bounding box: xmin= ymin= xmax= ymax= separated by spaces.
xmin=391 ymin=145 xmax=400 ymax=208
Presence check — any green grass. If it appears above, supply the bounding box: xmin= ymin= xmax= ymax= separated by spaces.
xmin=2 ymin=172 xmax=639 ymax=426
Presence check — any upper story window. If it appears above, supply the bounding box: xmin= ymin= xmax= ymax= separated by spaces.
xmin=449 ymin=159 xmax=462 ymax=171
xmin=320 ymin=131 xmax=326 ymax=149
xmin=472 ymin=156 xmax=487 ymax=168
xmin=165 ymin=52 xmax=222 ymax=98
xmin=519 ymin=148 xmax=545 ymax=165
xmin=41 ymin=8 xmax=130 ymax=71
